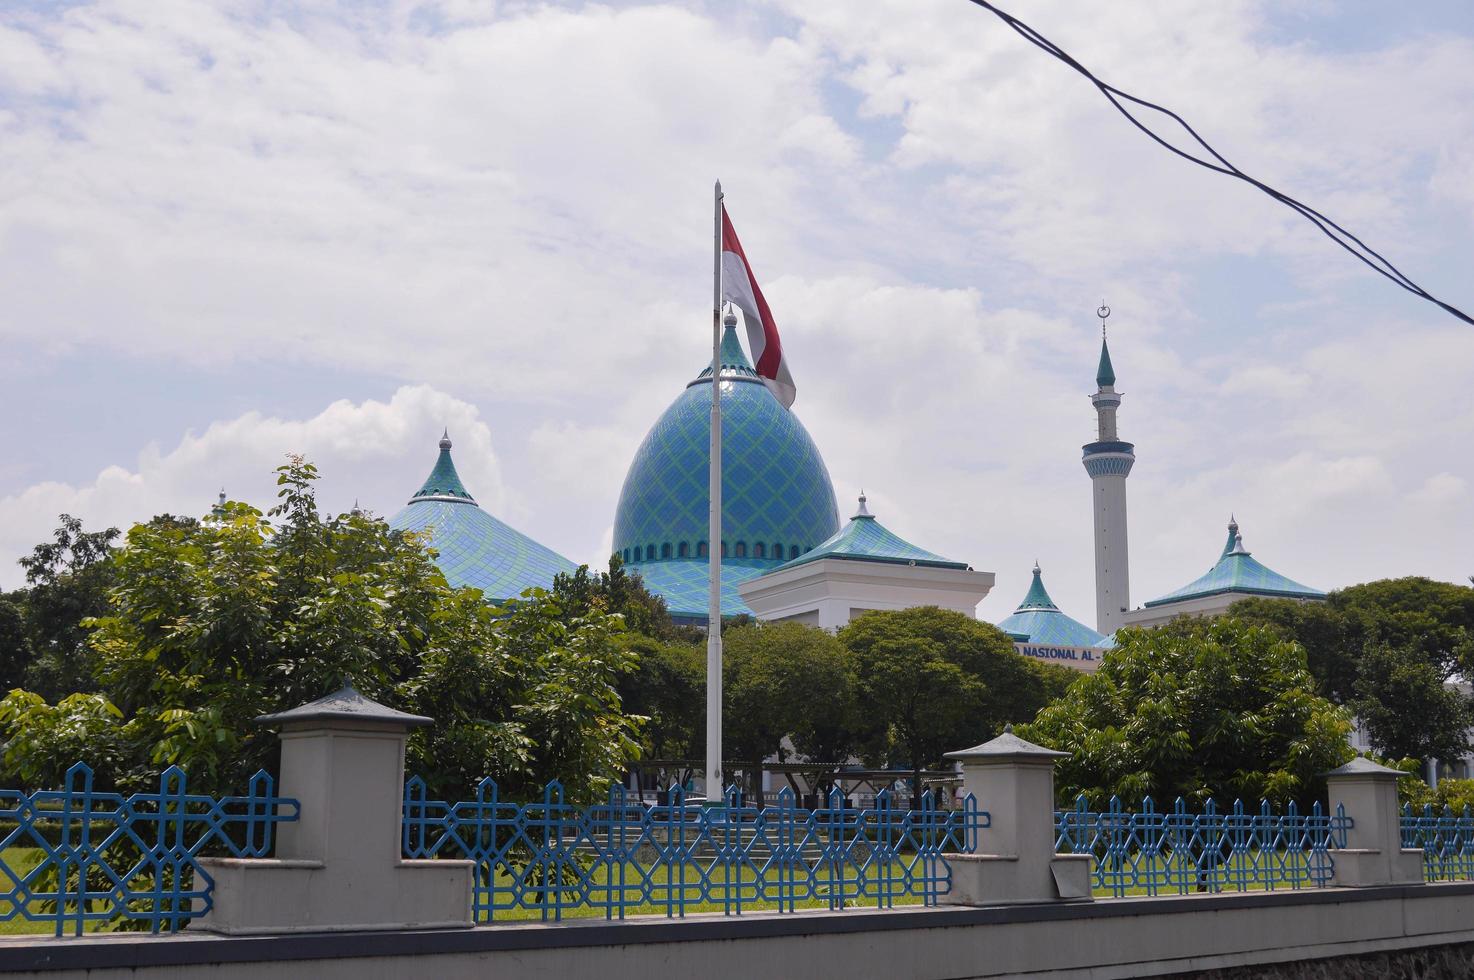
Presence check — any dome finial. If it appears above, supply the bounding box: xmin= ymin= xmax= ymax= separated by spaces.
xmin=1229 ymin=531 xmax=1250 ymax=556
xmin=723 ymin=303 xmax=738 ymax=329
xmin=853 ymin=491 xmax=873 ymax=519
xmin=1095 ymin=303 xmax=1116 ymax=388
xmin=439 ymin=428 xmax=452 ymax=451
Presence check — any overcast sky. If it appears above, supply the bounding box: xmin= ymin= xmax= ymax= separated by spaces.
xmin=2 ymin=0 xmax=1471 ymax=625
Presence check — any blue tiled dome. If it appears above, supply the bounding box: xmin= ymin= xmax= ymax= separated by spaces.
xmin=389 ymin=433 xmax=577 ymax=601
xmin=613 ymin=323 xmax=840 ymax=619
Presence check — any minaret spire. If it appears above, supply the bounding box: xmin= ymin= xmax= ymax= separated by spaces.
xmin=1081 ymin=302 xmax=1135 ymax=635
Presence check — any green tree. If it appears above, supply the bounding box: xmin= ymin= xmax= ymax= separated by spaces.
xmin=0 ymin=458 xmax=643 ymax=802
xmin=616 ymin=633 xmax=704 ymax=761
xmin=1350 ymin=644 xmax=1473 ymax=763
xmin=721 ymin=621 xmax=855 ymax=804
xmin=552 ymin=556 xmax=696 ymax=643
xmin=1020 ymin=618 xmax=1353 ymax=807
xmin=1227 ymin=597 xmax=1355 ymax=702
xmin=14 ymin=515 xmax=119 ymax=700
xmin=1232 ymin=577 xmax=1474 ymax=764
xmin=404 ymin=588 xmax=643 ymax=803
xmin=841 ymin=606 xmax=1073 ymax=798
xmin=0 ymin=594 xmax=32 ymax=693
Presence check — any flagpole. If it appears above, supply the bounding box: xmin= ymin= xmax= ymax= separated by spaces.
xmin=706 ymin=180 xmax=724 ymax=803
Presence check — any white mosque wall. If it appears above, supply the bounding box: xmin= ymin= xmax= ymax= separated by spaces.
xmin=1120 ymin=591 xmax=1325 ymax=629
xmin=1012 ymin=642 xmax=1105 ymax=673
xmin=737 ymin=558 xmax=996 ymax=631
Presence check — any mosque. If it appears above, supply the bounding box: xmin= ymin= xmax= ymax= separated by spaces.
xmin=387 ymin=308 xmax=1326 ymax=663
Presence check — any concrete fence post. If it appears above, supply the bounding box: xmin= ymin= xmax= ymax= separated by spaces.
xmin=1322 ymin=757 xmax=1424 ymax=887
xmin=940 ymin=726 xmax=1091 ymax=905
xmin=197 ymin=685 xmax=475 ymax=934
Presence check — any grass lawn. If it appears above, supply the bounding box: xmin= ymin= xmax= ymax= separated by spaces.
xmin=0 ymin=846 xmax=111 ymax=936
xmin=1086 ymin=849 xmax=1337 ymax=898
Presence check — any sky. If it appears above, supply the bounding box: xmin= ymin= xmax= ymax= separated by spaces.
xmin=1 ymin=0 xmax=1471 ymax=625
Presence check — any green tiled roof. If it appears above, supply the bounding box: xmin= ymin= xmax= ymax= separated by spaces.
xmin=778 ymin=495 xmax=967 ymax=571
xmin=1144 ymin=520 xmax=1325 ymax=607
xmin=412 ymin=431 xmax=475 ymax=502
xmin=1096 ymin=336 xmax=1116 ymax=388
xmin=390 ymin=435 xmax=576 ymax=600
xmin=995 ymin=563 xmax=1106 ymax=647
xmin=1015 ymin=562 xmax=1058 ymax=611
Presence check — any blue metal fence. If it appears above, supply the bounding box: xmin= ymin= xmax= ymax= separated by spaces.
xmin=1402 ymin=804 xmax=1474 ymax=881
xmin=0 ymin=762 xmax=298 ymax=936
xmin=1054 ymin=795 xmax=1350 ymax=897
xmin=403 ymin=779 xmax=986 ymax=921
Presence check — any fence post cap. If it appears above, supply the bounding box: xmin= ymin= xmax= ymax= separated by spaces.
xmin=256 ymin=684 xmax=433 ymax=730
xmin=945 ymin=725 xmax=1069 ymax=763
xmin=1320 ymin=756 xmax=1403 ymax=779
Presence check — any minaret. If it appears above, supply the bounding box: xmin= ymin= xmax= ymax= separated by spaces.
xmin=1081 ymin=305 xmax=1134 ymax=634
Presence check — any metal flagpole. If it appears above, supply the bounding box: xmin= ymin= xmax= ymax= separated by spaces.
xmin=706 ymin=180 xmax=724 ymax=802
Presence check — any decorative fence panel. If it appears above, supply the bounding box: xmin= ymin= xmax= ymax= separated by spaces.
xmin=1402 ymin=804 xmax=1474 ymax=881
xmin=0 ymin=762 xmax=299 ymax=936
xmin=1054 ymin=796 xmax=1350 ymax=898
xmin=402 ymin=780 xmax=986 ymax=921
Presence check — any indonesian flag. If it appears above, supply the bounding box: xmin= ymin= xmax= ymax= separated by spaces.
xmin=721 ymin=205 xmax=796 ymax=408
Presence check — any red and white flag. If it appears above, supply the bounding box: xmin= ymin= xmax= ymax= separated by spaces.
xmin=721 ymin=205 xmax=796 ymax=408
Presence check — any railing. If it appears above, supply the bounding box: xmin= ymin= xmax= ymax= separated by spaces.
xmin=402 ymin=779 xmax=986 ymax=921
xmin=0 ymin=762 xmax=299 ymax=936
xmin=1402 ymin=804 xmax=1474 ymax=881
xmin=1054 ymin=795 xmax=1350 ymax=898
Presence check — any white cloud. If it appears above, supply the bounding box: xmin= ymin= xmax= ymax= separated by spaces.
xmin=1 ymin=0 xmax=1471 ymax=624
xmin=0 ymin=385 xmax=505 ymax=589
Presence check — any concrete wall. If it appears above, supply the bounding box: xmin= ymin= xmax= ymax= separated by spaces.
xmin=4 ymin=882 xmax=1473 ymax=980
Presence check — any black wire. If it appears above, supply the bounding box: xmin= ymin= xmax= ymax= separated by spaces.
xmin=965 ymin=0 xmax=1474 ymax=327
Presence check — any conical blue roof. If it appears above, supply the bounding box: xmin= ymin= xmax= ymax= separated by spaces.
xmin=412 ymin=430 xmax=475 ymax=502
xmin=1096 ymin=336 xmax=1116 ymax=388
xmin=390 ymin=434 xmax=576 ymax=600
xmin=613 ymin=321 xmax=839 ymax=619
xmin=1144 ymin=519 xmax=1324 ymax=607
xmin=996 ymin=564 xmax=1106 ymax=647
xmin=779 ymin=495 xmax=966 ymax=571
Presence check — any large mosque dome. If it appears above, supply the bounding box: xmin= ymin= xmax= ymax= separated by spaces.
xmin=390 ymin=432 xmax=577 ymax=600
xmin=613 ymin=319 xmax=840 ymax=619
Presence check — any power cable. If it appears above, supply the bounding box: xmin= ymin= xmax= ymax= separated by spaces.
xmin=964 ymin=0 xmax=1474 ymax=327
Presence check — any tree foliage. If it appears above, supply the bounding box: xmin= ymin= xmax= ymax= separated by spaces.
xmin=616 ymin=633 xmax=704 ymax=761
xmin=0 ymin=459 xmax=642 ymax=803
xmin=1232 ymin=577 xmax=1474 ymax=763
xmin=1020 ymin=618 xmax=1353 ymax=807
xmin=0 ymin=594 xmax=31 ymax=694
xmin=14 ymin=515 xmax=119 ymax=700
xmin=552 ymin=556 xmax=695 ymax=643
xmin=840 ymin=606 xmax=1075 ymax=790
xmin=721 ymin=621 xmax=856 ymax=802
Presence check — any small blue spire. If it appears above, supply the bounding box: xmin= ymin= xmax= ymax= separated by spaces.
xmin=411 ymin=430 xmax=475 ymax=503
xmin=1017 ymin=562 xmax=1060 ymax=612
xmin=1094 ymin=303 xmax=1116 ymax=388
xmin=1220 ymin=514 xmax=1240 ymax=558
xmin=1096 ymin=336 xmax=1116 ymax=388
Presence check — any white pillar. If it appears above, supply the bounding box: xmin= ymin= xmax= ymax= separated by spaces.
xmin=941 ymin=727 xmax=1091 ymax=905
xmin=1088 ymin=466 xmax=1131 ymax=634
xmin=197 ymin=686 xmax=474 ymax=934
xmin=1323 ymin=757 xmax=1424 ymax=887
